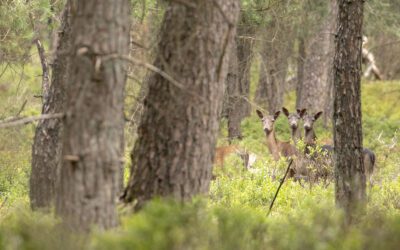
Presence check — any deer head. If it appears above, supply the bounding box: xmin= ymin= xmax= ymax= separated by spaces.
xmin=256 ymin=110 xmax=280 ymax=135
xmin=282 ymin=107 xmax=306 ymax=130
xmin=303 ymin=111 xmax=323 ymax=132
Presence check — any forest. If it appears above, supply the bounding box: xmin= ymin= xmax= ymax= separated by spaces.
xmin=0 ymin=0 xmax=400 ymax=249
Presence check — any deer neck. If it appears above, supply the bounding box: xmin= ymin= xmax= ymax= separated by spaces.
xmin=266 ymin=130 xmax=280 ymax=161
xmin=291 ymin=127 xmax=301 ymax=144
xmin=304 ymin=128 xmax=316 ymax=146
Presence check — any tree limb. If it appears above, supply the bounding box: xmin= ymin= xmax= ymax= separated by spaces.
xmin=0 ymin=113 xmax=64 ymax=129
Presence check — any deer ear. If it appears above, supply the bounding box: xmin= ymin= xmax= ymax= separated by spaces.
xmin=256 ymin=110 xmax=264 ymax=119
xmin=274 ymin=111 xmax=281 ymax=120
xmin=314 ymin=111 xmax=323 ymax=120
xmin=299 ymin=109 xmax=307 ymax=117
xmin=282 ymin=107 xmax=289 ymax=117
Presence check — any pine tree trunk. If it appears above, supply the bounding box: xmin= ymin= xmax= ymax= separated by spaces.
xmin=56 ymin=0 xmax=131 ymax=231
xmin=296 ymin=37 xmax=305 ymax=109
xmin=30 ymin=1 xmax=71 ymax=210
xmin=226 ymin=40 xmax=243 ymax=140
xmin=297 ymin=0 xmax=337 ymax=117
xmin=236 ymin=24 xmax=254 ymax=118
xmin=223 ymin=18 xmax=254 ymax=139
xmin=256 ymin=20 xmax=292 ymax=113
xmin=122 ymin=0 xmax=240 ymax=208
xmin=333 ymin=0 xmax=366 ymax=223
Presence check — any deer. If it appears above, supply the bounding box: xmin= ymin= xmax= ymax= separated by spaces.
xmin=302 ymin=111 xmax=376 ymax=185
xmin=256 ymin=110 xmax=297 ymax=160
xmin=214 ymin=144 xmax=257 ymax=170
xmin=282 ymin=107 xmax=306 ymax=145
xmin=256 ymin=110 xmax=304 ymax=178
xmin=303 ymin=111 xmax=323 ymax=155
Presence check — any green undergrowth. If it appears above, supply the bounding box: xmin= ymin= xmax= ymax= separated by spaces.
xmin=1 ymin=198 xmax=400 ymax=250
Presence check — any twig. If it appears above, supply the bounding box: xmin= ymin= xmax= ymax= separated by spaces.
xmin=0 ymin=113 xmax=64 ymax=129
xmin=102 ymin=54 xmax=206 ymax=102
xmin=16 ymin=100 xmax=28 ymax=117
xmin=0 ymin=63 xmax=10 ymax=79
xmin=0 ymin=197 xmax=8 ymax=210
xmin=267 ymin=159 xmax=293 ymax=216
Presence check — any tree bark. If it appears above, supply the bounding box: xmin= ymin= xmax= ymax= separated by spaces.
xmin=297 ymin=0 xmax=337 ymax=121
xmin=30 ymin=1 xmax=71 ymax=210
xmin=256 ymin=20 xmax=293 ymax=113
xmin=56 ymin=0 xmax=131 ymax=231
xmin=223 ymin=17 xmax=255 ymax=140
xmin=333 ymin=0 xmax=366 ymax=223
xmin=226 ymin=40 xmax=243 ymax=140
xmin=296 ymin=37 xmax=305 ymax=109
xmin=122 ymin=0 xmax=240 ymax=208
xmin=236 ymin=24 xmax=254 ymax=118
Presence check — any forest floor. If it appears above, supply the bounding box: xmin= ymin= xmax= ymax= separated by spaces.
xmin=0 ymin=61 xmax=399 ymax=249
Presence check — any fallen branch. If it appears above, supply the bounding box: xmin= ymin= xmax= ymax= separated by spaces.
xmin=0 ymin=113 xmax=64 ymax=129
xmin=267 ymin=159 xmax=293 ymax=216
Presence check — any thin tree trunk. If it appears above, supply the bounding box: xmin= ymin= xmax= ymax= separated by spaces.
xmin=236 ymin=25 xmax=254 ymax=118
xmin=296 ymin=37 xmax=305 ymax=109
xmin=333 ymin=0 xmax=366 ymax=223
xmin=30 ymin=1 xmax=71 ymax=210
xmin=56 ymin=0 xmax=131 ymax=231
xmin=122 ymin=0 xmax=240 ymax=209
xmin=223 ymin=18 xmax=254 ymax=139
xmin=226 ymin=40 xmax=242 ymax=140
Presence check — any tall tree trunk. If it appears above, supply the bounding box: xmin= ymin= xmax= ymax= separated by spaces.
xmin=223 ymin=18 xmax=254 ymax=140
xmin=226 ymin=40 xmax=242 ymax=140
xmin=296 ymin=37 xmax=305 ymax=109
xmin=297 ymin=0 xmax=337 ymax=119
xmin=56 ymin=0 xmax=131 ymax=231
xmin=333 ymin=0 xmax=365 ymax=223
xmin=256 ymin=21 xmax=292 ymax=113
xmin=236 ymin=24 xmax=254 ymax=118
xmin=122 ymin=0 xmax=240 ymax=209
xmin=30 ymin=1 xmax=71 ymax=210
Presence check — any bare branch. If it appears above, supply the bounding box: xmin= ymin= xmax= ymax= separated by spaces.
xmin=102 ymin=54 xmax=206 ymax=102
xmin=0 ymin=113 xmax=64 ymax=129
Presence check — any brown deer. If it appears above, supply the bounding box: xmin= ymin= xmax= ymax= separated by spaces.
xmin=282 ymin=107 xmax=306 ymax=145
xmin=214 ymin=145 xmax=257 ymax=170
xmin=255 ymin=110 xmax=307 ymax=180
xmin=302 ymin=111 xmax=376 ymax=185
xmin=303 ymin=111 xmax=323 ymax=155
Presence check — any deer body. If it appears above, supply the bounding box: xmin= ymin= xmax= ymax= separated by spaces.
xmin=214 ymin=145 xmax=257 ymax=170
xmin=264 ymin=127 xmax=297 ymax=161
